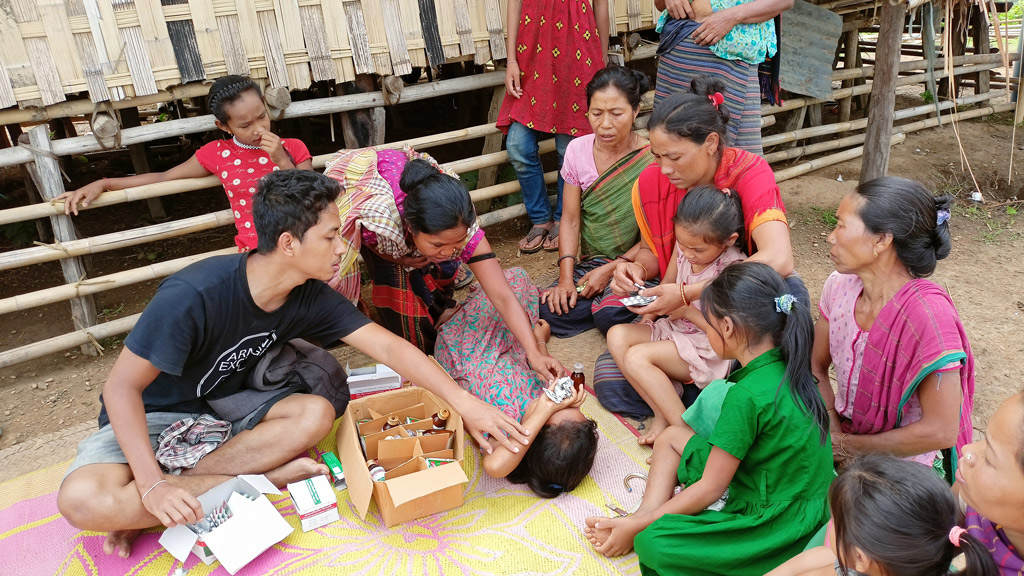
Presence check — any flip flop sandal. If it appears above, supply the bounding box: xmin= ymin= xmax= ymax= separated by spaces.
xmin=454 ymin=263 xmax=475 ymax=289
xmin=542 ymin=222 xmax=560 ymax=252
xmin=517 ymin=225 xmax=549 ymax=256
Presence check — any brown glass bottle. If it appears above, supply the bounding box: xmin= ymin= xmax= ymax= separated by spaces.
xmin=366 ymin=459 xmax=386 ymax=482
xmin=570 ymin=363 xmax=586 ymax=391
xmin=432 ymin=409 xmax=450 ymax=430
xmin=382 ymin=415 xmax=400 ymax=432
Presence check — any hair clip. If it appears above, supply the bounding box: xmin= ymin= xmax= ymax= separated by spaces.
xmin=708 ymin=92 xmax=725 ymax=110
xmin=948 ymin=526 xmax=967 ymax=547
xmin=774 ymin=293 xmax=795 ymax=315
xmin=936 ymin=209 xmax=951 ymax=226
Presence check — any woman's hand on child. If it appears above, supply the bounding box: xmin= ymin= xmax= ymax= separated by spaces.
xmin=691 ymin=9 xmax=740 ymax=47
xmin=664 ymin=0 xmax=696 ymax=20
xmin=528 ymin=352 xmax=566 ymax=383
xmin=56 ymin=180 xmax=106 ymax=216
xmin=541 ymin=280 xmax=579 ymax=315
xmin=258 ymin=131 xmax=291 ymax=167
xmin=454 ymin=392 xmax=531 ymax=454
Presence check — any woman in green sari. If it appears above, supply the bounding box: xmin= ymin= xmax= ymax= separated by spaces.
xmin=540 ymin=65 xmax=656 ymax=337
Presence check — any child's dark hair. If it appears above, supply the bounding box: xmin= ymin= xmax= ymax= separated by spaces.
xmin=400 ymin=159 xmax=476 ymax=235
xmin=831 ymin=455 xmax=997 ymax=576
xmin=700 ymin=262 xmax=828 ymax=443
xmin=673 ymin=185 xmax=745 ymax=252
xmin=507 ymin=419 xmax=598 ymax=498
xmin=586 ymin=65 xmax=650 ymax=111
xmin=852 ymin=176 xmax=953 ymax=278
xmin=208 ymin=75 xmax=262 ymax=123
xmin=253 ymin=170 xmax=340 ymax=254
xmin=647 ymin=75 xmax=731 ymax=152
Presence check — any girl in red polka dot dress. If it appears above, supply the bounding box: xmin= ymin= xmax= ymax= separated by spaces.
xmin=58 ymin=75 xmax=312 ymax=252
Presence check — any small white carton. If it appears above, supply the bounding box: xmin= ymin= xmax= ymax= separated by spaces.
xmin=287 ymin=474 xmax=340 ymax=532
xmin=158 ymin=474 xmax=293 ymax=575
xmin=346 ymin=363 xmax=402 ymax=398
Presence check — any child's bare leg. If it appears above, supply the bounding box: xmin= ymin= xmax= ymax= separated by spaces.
xmin=621 ymin=340 xmax=692 ymax=445
xmin=584 ymin=426 xmax=693 ymax=557
xmin=533 ymin=319 xmax=552 ymax=344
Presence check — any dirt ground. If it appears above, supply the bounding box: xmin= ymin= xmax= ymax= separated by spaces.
xmin=0 ymin=112 xmax=1021 ymax=453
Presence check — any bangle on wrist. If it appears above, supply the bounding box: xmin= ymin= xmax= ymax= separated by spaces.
xmin=636 ymin=262 xmax=648 ymax=280
xmin=679 ymin=282 xmax=688 ymax=307
xmin=616 ymin=254 xmax=634 ymax=263
xmin=838 ymin=433 xmax=853 ymax=458
xmin=558 ymin=254 xmax=578 ymax=265
xmin=141 ymin=479 xmax=168 ymax=501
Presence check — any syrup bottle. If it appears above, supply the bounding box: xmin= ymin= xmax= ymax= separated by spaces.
xmin=570 ymin=363 xmax=586 ymax=391
xmin=432 ymin=409 xmax=450 ymax=430
xmin=366 ymin=459 xmax=386 ymax=482
xmin=382 ymin=415 xmax=400 ymax=432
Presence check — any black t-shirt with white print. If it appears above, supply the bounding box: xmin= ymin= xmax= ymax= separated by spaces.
xmin=97 ymin=253 xmax=370 ymax=427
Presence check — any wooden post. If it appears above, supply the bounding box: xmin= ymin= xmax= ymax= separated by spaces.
xmin=476 ymin=85 xmax=507 ymax=191
xmin=120 ymin=107 xmax=167 ymax=220
xmin=338 ymin=75 xmax=385 ymax=147
xmin=15 ymin=132 xmax=54 ymax=244
xmin=861 ymin=1 xmax=907 ymax=181
xmin=839 ymin=28 xmax=859 ymax=124
xmin=972 ymin=8 xmax=991 ymax=94
xmin=25 ymin=125 xmax=98 ymax=355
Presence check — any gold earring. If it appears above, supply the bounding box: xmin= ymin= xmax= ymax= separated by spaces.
xmin=872 ymin=249 xmax=878 ymax=258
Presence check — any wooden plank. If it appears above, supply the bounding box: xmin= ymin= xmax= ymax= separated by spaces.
xmin=228 ymin=0 xmax=264 ymax=80
xmin=380 ymin=0 xmax=413 ymax=75
xmin=184 ymin=0 xmax=222 ymax=78
xmin=215 ymin=14 xmax=250 ymax=75
xmin=418 ymin=0 xmax=445 ymax=67
xmin=299 ymin=4 xmax=336 ymax=82
xmin=120 ymin=107 xmax=167 ymax=219
xmin=112 ymin=0 xmax=159 ymax=96
xmin=627 ymin=0 xmax=642 ymax=29
xmin=72 ymin=31 xmax=113 ymax=102
xmin=452 ymin=0 xmax=475 ymax=56
xmin=257 ymin=9 xmax=290 ymax=87
xmin=483 ymin=0 xmax=506 ymax=60
xmin=37 ymin=0 xmax=84 ymax=98
xmin=779 ymin=0 xmax=843 ymax=100
xmin=342 ymin=0 xmax=375 ymax=75
xmin=838 ymin=28 xmax=857 ymax=124
xmin=25 ymin=125 xmax=98 ymax=355
xmin=476 ymin=85 xmax=506 ymax=190
xmin=10 ymin=0 xmax=66 ymax=105
xmin=0 ymin=53 xmax=16 ymax=108
xmin=861 ymin=0 xmax=907 ymax=181
xmin=0 ymin=1 xmax=35 ymax=105
xmin=164 ymin=18 xmax=207 ymax=83
xmin=83 ymin=0 xmax=126 ymax=101
xmin=131 ymin=0 xmax=179 ymax=90
xmin=272 ymin=0 xmax=311 ymax=89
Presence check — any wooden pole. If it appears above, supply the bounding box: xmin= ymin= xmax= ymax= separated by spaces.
xmin=0 ymin=84 xmax=212 ymax=126
xmin=338 ymin=75 xmax=386 ymax=148
xmin=972 ymin=8 xmax=992 ymax=94
xmin=24 ymin=125 xmax=98 ymax=355
xmin=839 ymin=28 xmax=859 ymax=125
xmin=476 ymin=85 xmax=507 ymax=192
xmin=861 ymin=0 xmax=908 ymax=181
xmin=120 ymin=107 xmax=167 ymax=220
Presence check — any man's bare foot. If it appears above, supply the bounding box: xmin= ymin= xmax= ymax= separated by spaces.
xmin=103 ymin=529 xmax=142 ymax=558
xmin=265 ymin=457 xmax=328 ymax=489
xmin=533 ymin=319 xmax=552 ymax=344
xmin=638 ymin=417 xmax=668 ymax=445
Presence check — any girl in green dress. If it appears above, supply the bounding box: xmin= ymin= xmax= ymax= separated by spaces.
xmin=584 ymin=261 xmax=832 ymax=575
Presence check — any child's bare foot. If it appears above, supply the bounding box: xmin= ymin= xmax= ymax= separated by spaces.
xmin=584 ymin=515 xmax=642 ymax=557
xmin=103 ymin=529 xmax=142 ymax=558
xmin=533 ymin=319 xmax=552 ymax=344
xmin=638 ymin=417 xmax=668 ymax=445
xmin=265 ymin=457 xmax=328 ymax=489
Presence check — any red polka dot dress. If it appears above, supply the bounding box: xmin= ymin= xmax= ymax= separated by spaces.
xmin=195 ymin=138 xmax=311 ymax=251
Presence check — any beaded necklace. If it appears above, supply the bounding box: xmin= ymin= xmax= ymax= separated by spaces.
xmin=232 ymin=136 xmax=260 ymax=150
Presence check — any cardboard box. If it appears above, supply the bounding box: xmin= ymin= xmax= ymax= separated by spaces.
xmin=346 ymin=363 xmax=403 ymax=398
xmin=337 ymin=387 xmax=468 ymax=527
xmin=159 ymin=475 xmax=293 ymax=574
xmin=288 ymin=474 xmax=340 ymax=532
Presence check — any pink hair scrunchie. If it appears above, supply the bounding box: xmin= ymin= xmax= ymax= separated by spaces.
xmin=948 ymin=526 xmax=967 ymax=547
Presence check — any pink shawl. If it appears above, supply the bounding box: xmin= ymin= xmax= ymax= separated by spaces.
xmin=844 ymin=279 xmax=975 ymax=460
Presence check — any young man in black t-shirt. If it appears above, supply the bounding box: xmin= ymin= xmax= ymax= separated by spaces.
xmin=57 ymin=170 xmax=532 ymax=558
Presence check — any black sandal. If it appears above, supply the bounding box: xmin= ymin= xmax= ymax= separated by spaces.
xmin=517 ymin=225 xmax=549 ymax=255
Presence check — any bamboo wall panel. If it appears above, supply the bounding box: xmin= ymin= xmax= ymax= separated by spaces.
xmin=0 ymin=0 xmax=665 ymax=112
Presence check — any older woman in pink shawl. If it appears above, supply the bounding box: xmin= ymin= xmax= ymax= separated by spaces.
xmin=811 ymin=176 xmax=974 ymax=482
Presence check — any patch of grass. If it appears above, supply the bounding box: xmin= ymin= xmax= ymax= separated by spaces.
xmin=1007 ymin=206 xmax=1018 ymax=216
xmin=820 ymin=210 xmax=838 ymax=228
xmin=97 ymin=304 xmax=125 ymax=319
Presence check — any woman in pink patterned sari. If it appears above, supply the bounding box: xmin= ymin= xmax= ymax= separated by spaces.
xmin=811 ymin=177 xmax=974 ymax=483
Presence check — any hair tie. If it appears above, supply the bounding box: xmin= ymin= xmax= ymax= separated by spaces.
xmin=936 ymin=209 xmax=951 ymax=226
xmin=721 ymin=187 xmax=732 ymax=197
xmin=948 ymin=526 xmax=967 ymax=547
xmin=774 ymin=294 xmax=795 ymax=315
xmin=549 ymin=483 xmax=563 ymax=491
xmin=708 ymin=92 xmax=725 ymax=110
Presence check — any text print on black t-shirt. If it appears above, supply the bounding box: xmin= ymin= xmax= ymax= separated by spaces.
xmin=196 ymin=331 xmax=278 ymax=396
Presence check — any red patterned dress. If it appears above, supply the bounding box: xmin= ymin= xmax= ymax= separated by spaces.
xmin=496 ymin=0 xmax=604 ymax=137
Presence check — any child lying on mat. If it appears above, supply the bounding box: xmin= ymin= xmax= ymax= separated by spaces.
xmin=435 ymin=268 xmax=599 ymax=498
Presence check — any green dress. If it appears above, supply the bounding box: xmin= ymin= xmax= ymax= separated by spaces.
xmin=633 ymin=349 xmax=833 ymax=576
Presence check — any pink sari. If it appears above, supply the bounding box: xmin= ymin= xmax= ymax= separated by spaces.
xmin=843 ymin=279 xmax=975 ymax=475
